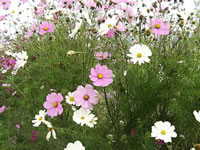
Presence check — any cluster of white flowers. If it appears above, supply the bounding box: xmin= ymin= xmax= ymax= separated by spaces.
xmin=73 ymin=108 xmax=98 ymax=128
xmin=32 ymin=110 xmax=56 ymax=141
xmin=64 ymin=140 xmax=85 ymax=150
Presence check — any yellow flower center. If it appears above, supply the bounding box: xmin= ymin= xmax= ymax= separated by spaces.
xmin=114 ymin=25 xmax=118 ymax=29
xmin=107 ymin=24 xmax=112 ymax=28
xmin=39 ymin=117 xmax=43 ymax=120
xmin=89 ymin=119 xmax=93 ymax=123
xmin=161 ymin=130 xmax=166 ymax=135
xmin=0 ymin=17 xmax=2 ymax=21
xmin=137 ymin=53 xmax=142 ymax=58
xmin=44 ymin=27 xmax=48 ymax=31
xmin=11 ymin=10 xmax=15 ymax=13
xmin=155 ymin=24 xmax=160 ymax=29
xmin=81 ymin=116 xmax=85 ymax=120
xmin=2 ymin=2 xmax=6 ymax=4
xmin=69 ymin=97 xmax=74 ymax=102
xmin=84 ymin=95 xmax=89 ymax=100
xmin=100 ymin=55 xmax=103 ymax=58
xmin=53 ymin=102 xmax=58 ymax=107
xmin=98 ymin=73 xmax=103 ymax=79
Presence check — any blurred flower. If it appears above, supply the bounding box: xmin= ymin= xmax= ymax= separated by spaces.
xmin=151 ymin=121 xmax=177 ymax=143
xmin=98 ymin=16 xmax=118 ymax=36
xmin=66 ymin=51 xmax=75 ymax=57
xmin=94 ymin=51 xmax=111 ymax=60
xmin=130 ymin=128 xmax=136 ymax=135
xmin=73 ymin=107 xmax=91 ymax=126
xmin=31 ymin=130 xmax=38 ymax=143
xmin=148 ymin=18 xmax=170 ymax=36
xmin=127 ymin=44 xmax=152 ymax=65
xmin=16 ymin=124 xmax=21 ymax=128
xmin=32 ymin=110 xmax=47 ymax=127
xmin=39 ymin=21 xmax=55 ymax=35
xmin=3 ymin=58 xmax=16 ymax=70
xmin=43 ymin=93 xmax=64 ymax=118
xmin=69 ymin=20 xmax=82 ymax=38
xmin=193 ymin=110 xmax=200 ymax=122
xmin=74 ymin=84 xmax=98 ymax=110
xmin=0 ymin=15 xmax=5 ymax=21
xmin=0 ymin=0 xmax=10 ymax=10
xmin=0 ymin=106 xmax=6 ymax=113
xmin=65 ymin=92 xmax=76 ymax=105
xmin=64 ymin=140 xmax=85 ymax=150
xmin=2 ymin=83 xmax=11 ymax=87
xmin=86 ymin=114 xmax=98 ymax=128
xmin=155 ymin=139 xmax=164 ymax=146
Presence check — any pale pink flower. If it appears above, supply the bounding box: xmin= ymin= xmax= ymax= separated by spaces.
xmin=3 ymin=58 xmax=16 ymax=70
xmin=74 ymin=84 xmax=98 ymax=110
xmin=95 ymin=52 xmax=111 ymax=60
xmin=43 ymin=93 xmax=63 ymax=118
xmin=89 ymin=64 xmax=113 ymax=87
xmin=39 ymin=21 xmax=55 ymax=35
xmin=0 ymin=0 xmax=10 ymax=10
xmin=16 ymin=124 xmax=21 ymax=128
xmin=0 ymin=15 xmax=5 ymax=21
xmin=0 ymin=106 xmax=6 ymax=113
xmin=35 ymin=8 xmax=44 ymax=17
xmin=148 ymin=18 xmax=170 ymax=36
xmin=84 ymin=0 xmax=96 ymax=8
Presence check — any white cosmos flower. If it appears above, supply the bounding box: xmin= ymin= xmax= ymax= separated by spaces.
xmin=64 ymin=140 xmax=85 ymax=150
xmin=69 ymin=20 xmax=83 ymax=38
xmin=44 ymin=121 xmax=57 ymax=141
xmin=73 ymin=108 xmax=91 ymax=126
xmin=127 ymin=44 xmax=152 ymax=65
xmin=193 ymin=110 xmax=200 ymax=122
xmin=65 ymin=92 xmax=76 ymax=105
xmin=86 ymin=114 xmax=98 ymax=128
xmin=32 ymin=110 xmax=47 ymax=127
xmin=151 ymin=121 xmax=177 ymax=143
xmin=98 ymin=16 xmax=118 ymax=35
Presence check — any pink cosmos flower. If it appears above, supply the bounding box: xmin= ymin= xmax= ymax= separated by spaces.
xmin=74 ymin=84 xmax=98 ymax=110
xmin=35 ymin=8 xmax=44 ymax=17
xmin=0 ymin=0 xmax=10 ymax=10
xmin=21 ymin=0 xmax=28 ymax=4
xmin=3 ymin=58 xmax=16 ymax=70
xmin=0 ymin=106 xmax=6 ymax=113
xmin=39 ymin=21 xmax=55 ymax=35
xmin=148 ymin=18 xmax=170 ymax=36
xmin=43 ymin=93 xmax=63 ymax=118
xmin=31 ymin=130 xmax=38 ymax=143
xmin=95 ymin=51 xmax=111 ymax=60
xmin=16 ymin=124 xmax=21 ymax=128
xmin=0 ymin=15 xmax=5 ymax=21
xmin=89 ymin=64 xmax=113 ymax=87
xmin=84 ymin=0 xmax=96 ymax=8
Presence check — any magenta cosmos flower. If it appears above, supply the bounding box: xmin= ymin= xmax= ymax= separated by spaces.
xmin=89 ymin=64 xmax=113 ymax=87
xmin=148 ymin=18 xmax=170 ymax=36
xmin=74 ymin=84 xmax=98 ymax=110
xmin=43 ymin=93 xmax=63 ymax=118
xmin=39 ymin=21 xmax=55 ymax=35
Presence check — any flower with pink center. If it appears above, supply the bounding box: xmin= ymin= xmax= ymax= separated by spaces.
xmin=95 ymin=51 xmax=111 ymax=60
xmin=74 ymin=84 xmax=98 ymax=110
xmin=3 ymin=58 xmax=16 ymax=70
xmin=0 ymin=105 xmax=6 ymax=113
xmin=89 ymin=64 xmax=113 ymax=87
xmin=148 ymin=18 xmax=170 ymax=36
xmin=43 ymin=93 xmax=63 ymax=118
xmin=0 ymin=0 xmax=10 ymax=10
xmin=39 ymin=21 xmax=55 ymax=35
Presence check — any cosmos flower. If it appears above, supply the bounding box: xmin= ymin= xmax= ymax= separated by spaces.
xmin=151 ymin=121 xmax=177 ymax=143
xmin=148 ymin=18 xmax=170 ymax=36
xmin=74 ymin=84 xmax=98 ymax=110
xmin=72 ymin=107 xmax=91 ymax=126
xmin=94 ymin=51 xmax=111 ymax=60
xmin=0 ymin=0 xmax=10 ymax=10
xmin=0 ymin=105 xmax=6 ymax=113
xmin=127 ymin=44 xmax=152 ymax=65
xmin=32 ymin=110 xmax=47 ymax=127
xmin=39 ymin=21 xmax=55 ymax=35
xmin=65 ymin=92 xmax=76 ymax=105
xmin=64 ymin=141 xmax=85 ymax=150
xmin=43 ymin=93 xmax=64 ymax=118
xmin=89 ymin=64 xmax=113 ymax=87
xmin=44 ymin=121 xmax=57 ymax=141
